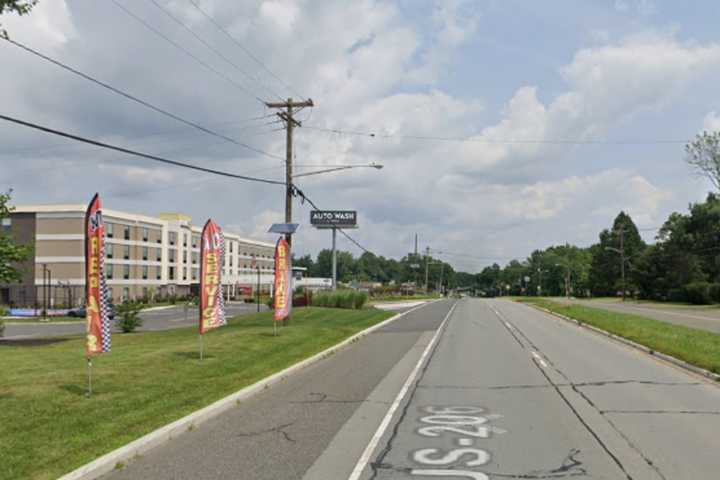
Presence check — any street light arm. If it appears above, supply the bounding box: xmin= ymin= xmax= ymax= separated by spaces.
xmin=291 ymin=162 xmax=383 ymax=179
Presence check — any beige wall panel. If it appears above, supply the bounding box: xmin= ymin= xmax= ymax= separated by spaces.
xmin=44 ymin=262 xmax=84 ymax=278
xmin=36 ymin=218 xmax=84 ymax=235
xmin=36 ymin=240 xmax=84 ymax=257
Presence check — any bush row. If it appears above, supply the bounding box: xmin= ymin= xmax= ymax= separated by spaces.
xmin=680 ymin=282 xmax=720 ymax=305
xmin=311 ymin=290 xmax=368 ymax=310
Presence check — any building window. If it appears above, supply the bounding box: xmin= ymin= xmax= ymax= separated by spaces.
xmin=192 ymin=251 xmax=198 ymax=264
xmin=142 ymin=265 xmax=148 ymax=280
xmin=106 ymin=245 xmax=113 ymax=259
xmin=123 ymin=265 xmax=130 ymax=280
xmin=156 ymin=248 xmax=162 ymax=262
xmin=169 ymin=232 xmax=176 ymax=246
xmin=106 ymin=222 xmax=114 ymax=238
xmin=142 ymin=246 xmax=148 ymax=261
xmin=123 ymin=225 xmax=130 ymax=240
xmin=183 ymin=250 xmax=187 ymax=264
xmin=192 ymin=235 xmax=199 ymax=248
xmin=169 ymin=249 xmax=176 ymax=263
xmin=229 ymin=256 xmax=233 ymax=267
xmin=106 ymin=264 xmax=114 ymax=279
xmin=183 ymin=233 xmax=188 ymax=247
xmin=122 ymin=287 xmax=130 ymax=301
xmin=183 ymin=268 xmax=187 ymax=281
xmin=192 ymin=268 xmax=198 ymax=281
xmin=169 ymin=266 xmax=175 ymax=281
xmin=142 ymin=227 xmax=149 ymax=242
xmin=229 ymin=242 xmax=234 ymax=253
xmin=123 ymin=245 xmax=130 ymax=260
xmin=156 ymin=267 xmax=161 ymax=280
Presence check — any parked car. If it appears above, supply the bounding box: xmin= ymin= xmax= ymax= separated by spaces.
xmin=67 ymin=304 xmax=116 ymax=320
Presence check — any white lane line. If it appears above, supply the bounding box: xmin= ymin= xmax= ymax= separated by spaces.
xmin=458 ymin=438 xmax=474 ymax=446
xmin=531 ymin=351 xmax=548 ymax=368
xmin=347 ymin=302 xmax=458 ymax=480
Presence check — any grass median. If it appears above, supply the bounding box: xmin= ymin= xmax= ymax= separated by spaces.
xmin=518 ymin=298 xmax=720 ymax=376
xmin=0 ymin=307 xmax=394 ymax=480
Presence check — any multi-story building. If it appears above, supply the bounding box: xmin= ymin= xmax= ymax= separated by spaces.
xmin=0 ymin=204 xmax=276 ymax=307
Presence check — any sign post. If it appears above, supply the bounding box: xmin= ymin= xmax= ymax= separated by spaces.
xmin=310 ymin=210 xmax=358 ymax=290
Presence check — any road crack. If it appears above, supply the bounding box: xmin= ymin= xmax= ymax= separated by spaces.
xmin=235 ymin=421 xmax=296 ymax=443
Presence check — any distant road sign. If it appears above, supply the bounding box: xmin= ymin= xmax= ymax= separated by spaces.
xmin=310 ymin=210 xmax=357 ymax=228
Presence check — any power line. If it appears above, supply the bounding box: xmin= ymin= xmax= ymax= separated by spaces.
xmin=111 ymin=0 xmax=266 ymax=105
xmin=147 ymin=0 xmax=283 ymax=102
xmin=188 ymin=0 xmax=305 ymax=100
xmin=1 ymin=115 xmax=282 ymax=158
xmin=1 ymin=36 xmax=283 ymax=160
xmin=0 ymin=114 xmax=285 ymax=185
xmin=303 ymin=125 xmax=689 ymax=146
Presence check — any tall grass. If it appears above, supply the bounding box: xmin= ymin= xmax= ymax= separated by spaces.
xmin=311 ymin=290 xmax=368 ymax=309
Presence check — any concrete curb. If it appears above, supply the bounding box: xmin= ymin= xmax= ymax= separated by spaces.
xmin=139 ymin=305 xmax=177 ymax=312
xmin=524 ymin=303 xmax=720 ymax=383
xmin=57 ymin=300 xmax=442 ymax=480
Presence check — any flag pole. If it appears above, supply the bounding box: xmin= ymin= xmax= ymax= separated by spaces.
xmin=86 ymin=358 xmax=93 ymax=397
xmin=199 ymin=334 xmax=204 ymax=361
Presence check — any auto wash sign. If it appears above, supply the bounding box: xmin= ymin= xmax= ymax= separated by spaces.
xmin=310 ymin=210 xmax=357 ymax=228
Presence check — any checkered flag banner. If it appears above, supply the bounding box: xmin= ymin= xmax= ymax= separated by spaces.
xmin=85 ymin=193 xmax=111 ymax=356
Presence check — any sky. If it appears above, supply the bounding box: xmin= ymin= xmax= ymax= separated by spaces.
xmin=1 ymin=0 xmax=719 ymax=272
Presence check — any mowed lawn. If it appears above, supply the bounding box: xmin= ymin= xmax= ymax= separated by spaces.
xmin=519 ymin=298 xmax=720 ymax=375
xmin=0 ymin=307 xmax=393 ymax=480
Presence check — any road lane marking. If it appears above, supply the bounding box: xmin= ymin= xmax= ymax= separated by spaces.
xmin=347 ymin=302 xmax=458 ymax=480
xmin=531 ymin=351 xmax=548 ymax=368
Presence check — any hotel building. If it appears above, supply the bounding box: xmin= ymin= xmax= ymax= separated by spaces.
xmin=0 ymin=204 xmax=276 ymax=307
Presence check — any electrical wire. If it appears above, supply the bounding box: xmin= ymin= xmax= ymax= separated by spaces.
xmin=147 ymin=0 xmax=283 ymax=102
xmin=303 ymin=125 xmax=689 ymax=146
xmin=110 ymin=0 xmax=266 ymax=105
xmin=1 ymin=37 xmax=283 ymax=160
xmin=0 ymin=114 xmax=285 ymax=185
xmin=188 ymin=0 xmax=306 ymax=100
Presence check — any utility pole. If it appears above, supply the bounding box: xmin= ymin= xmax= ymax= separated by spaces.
xmin=332 ymin=227 xmax=337 ymax=290
xmin=424 ymin=246 xmax=430 ymax=293
xmin=619 ymin=228 xmax=626 ymax=302
xmin=265 ymin=97 xmax=314 ymax=324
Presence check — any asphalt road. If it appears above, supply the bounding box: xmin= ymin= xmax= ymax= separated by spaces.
xmin=555 ymin=297 xmax=720 ymax=334
xmin=101 ymin=299 xmax=720 ymax=479
xmin=2 ymin=303 xmax=268 ymax=339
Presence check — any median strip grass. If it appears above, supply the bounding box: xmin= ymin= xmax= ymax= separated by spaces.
xmin=518 ymin=298 xmax=720 ymax=376
xmin=0 ymin=307 xmax=393 ymax=480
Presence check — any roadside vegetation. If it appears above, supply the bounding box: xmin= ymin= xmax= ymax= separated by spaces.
xmin=519 ymin=298 xmax=720 ymax=375
xmin=0 ymin=307 xmax=393 ymax=480
xmin=311 ymin=290 xmax=368 ymax=309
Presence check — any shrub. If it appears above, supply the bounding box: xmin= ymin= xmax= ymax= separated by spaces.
xmin=667 ymin=288 xmax=687 ymax=303
xmin=310 ymin=290 xmax=368 ymax=310
xmin=353 ymin=291 xmax=368 ymax=309
xmin=709 ymin=284 xmax=720 ymax=303
xmin=0 ymin=305 xmax=6 ymax=337
xmin=115 ymin=301 xmax=143 ymax=333
xmin=684 ymin=281 xmax=713 ymax=305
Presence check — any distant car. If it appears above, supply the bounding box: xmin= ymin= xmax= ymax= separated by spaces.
xmin=67 ymin=304 xmax=116 ymax=319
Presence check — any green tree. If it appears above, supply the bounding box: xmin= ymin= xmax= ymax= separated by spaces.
xmin=0 ymin=190 xmax=32 ymax=284
xmin=0 ymin=0 xmax=37 ymax=38
xmin=588 ymin=211 xmax=646 ymax=297
xmin=686 ymin=131 xmax=720 ymax=190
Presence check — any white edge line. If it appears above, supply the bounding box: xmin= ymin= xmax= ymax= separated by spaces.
xmin=347 ymin=301 xmax=458 ymax=480
xmin=56 ymin=300 xmax=443 ymax=480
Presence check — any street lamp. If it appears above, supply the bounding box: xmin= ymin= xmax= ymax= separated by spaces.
xmin=291 ymin=162 xmax=383 ymax=179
